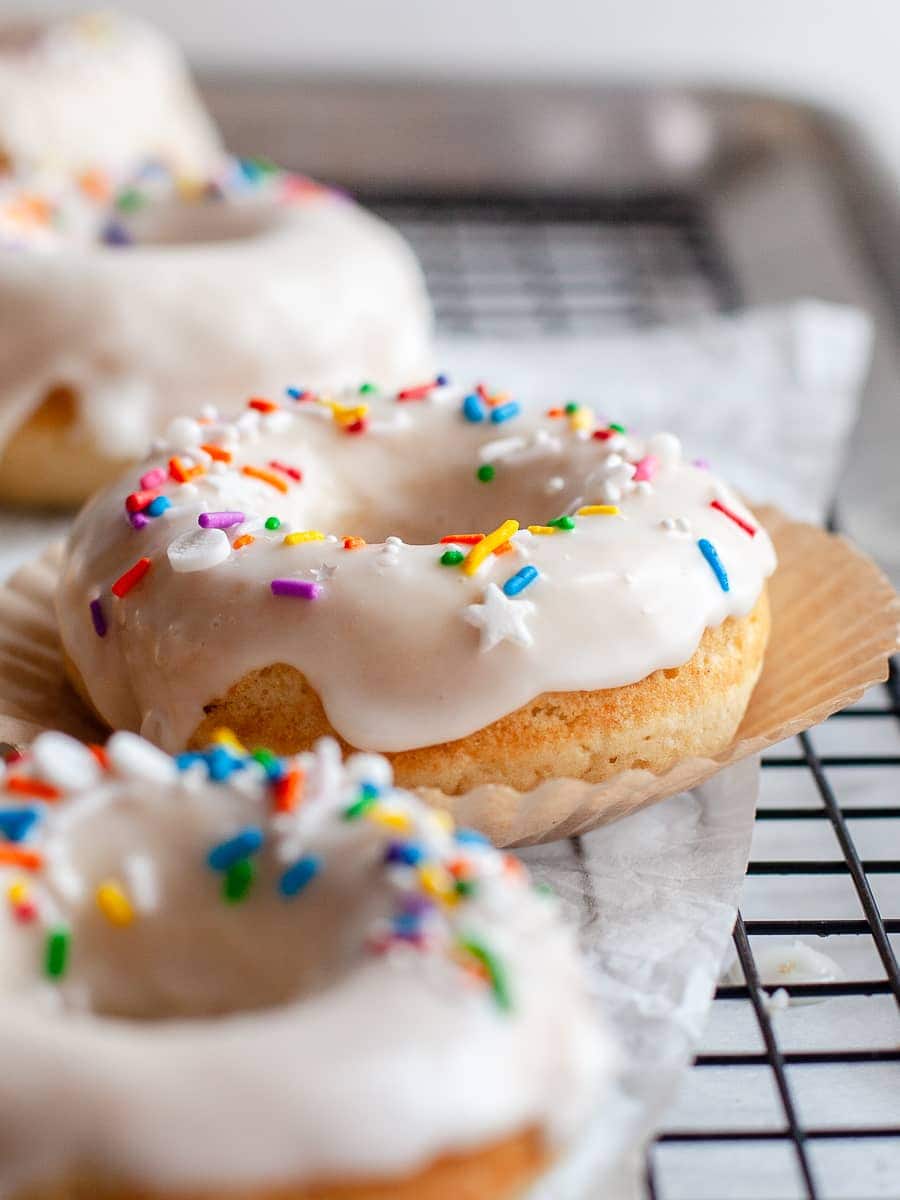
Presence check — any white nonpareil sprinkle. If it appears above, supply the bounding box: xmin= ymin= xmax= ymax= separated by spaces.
xmin=124 ymin=854 xmax=160 ymax=914
xmin=30 ymin=732 xmax=101 ymax=792
xmin=106 ymin=732 xmax=178 ymax=784
xmin=167 ymin=527 xmax=231 ymax=574
xmin=164 ymin=416 xmax=202 ymax=452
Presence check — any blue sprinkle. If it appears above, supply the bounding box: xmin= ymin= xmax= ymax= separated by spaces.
xmin=204 ymin=745 xmax=244 ymax=782
xmin=462 ymin=393 xmax=486 ymax=423
xmin=279 ymin=855 xmax=321 ymax=898
xmin=455 ymin=828 xmax=490 ymax=846
xmin=208 ymin=827 xmax=264 ymax=872
xmin=435 ymin=373 xmax=449 ymax=386
xmin=146 ymin=496 xmax=171 ymax=518
xmin=502 ymin=565 xmax=539 ymax=597
xmin=697 ymin=538 xmax=729 ymax=592
xmin=393 ymin=911 xmax=423 ymax=937
xmin=285 ymin=386 xmax=306 ymax=401
xmin=385 ymin=841 xmax=424 ymax=867
xmin=490 ymin=401 xmax=521 ymax=424
xmin=175 ymin=752 xmax=204 ymax=772
xmin=360 ymin=781 xmax=380 ymax=801
xmin=101 ymin=220 xmax=132 ymax=246
xmin=0 ymin=807 xmax=41 ymax=843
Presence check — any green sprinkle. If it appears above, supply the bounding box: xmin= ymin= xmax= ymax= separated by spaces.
xmin=548 ymin=515 xmax=576 ymax=531
xmin=264 ymin=516 xmax=281 ymax=530
xmin=45 ymin=926 xmax=70 ymax=979
xmin=358 ymin=382 xmax=378 ymax=395
xmin=455 ymin=878 xmax=478 ymax=898
xmin=534 ymin=880 xmax=556 ymax=898
xmin=343 ymin=790 xmax=378 ymax=820
xmin=115 ymin=188 xmax=144 ymax=213
xmin=459 ymin=937 xmax=511 ymax=1011
xmin=440 ymin=548 xmax=464 ymax=566
xmin=223 ymin=858 xmax=255 ymax=903
xmin=251 ymin=747 xmax=281 ymax=776
xmin=609 ymin=422 xmax=626 ymax=433
xmin=564 ymin=402 xmax=579 ymax=414
xmin=476 ymin=464 xmax=495 ymax=483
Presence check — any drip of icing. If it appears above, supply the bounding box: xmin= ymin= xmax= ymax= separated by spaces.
xmin=0 ymin=733 xmax=611 ymax=1192
xmin=57 ymin=385 xmax=776 ymax=754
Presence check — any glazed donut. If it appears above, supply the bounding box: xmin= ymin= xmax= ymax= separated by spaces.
xmin=0 ymin=10 xmax=221 ymax=175
xmin=58 ymin=380 xmax=775 ymax=794
xmin=0 ymin=731 xmax=608 ymax=1198
xmin=0 ymin=162 xmax=432 ymax=506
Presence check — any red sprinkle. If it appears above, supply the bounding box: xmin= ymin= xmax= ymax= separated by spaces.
xmin=592 ymin=429 xmax=615 ymax=441
xmin=88 ymin=744 xmax=110 ymax=770
xmin=345 ymin=417 xmax=368 ymax=435
xmin=343 ymin=536 xmax=366 ymax=550
xmin=249 ymin=397 xmax=278 ymax=414
xmin=112 ymin=557 xmax=151 ymax=598
xmin=125 ymin=489 xmax=158 ymax=514
xmin=13 ymin=900 xmax=38 ymax=924
xmin=710 ymin=499 xmax=757 ymax=538
xmin=6 ymin=776 xmax=60 ymax=801
xmin=396 ymin=382 xmax=433 ymax=401
xmin=273 ymin=769 xmax=304 ymax=814
xmin=269 ymin=460 xmax=303 ymax=482
xmin=440 ymin=534 xmax=484 ymax=545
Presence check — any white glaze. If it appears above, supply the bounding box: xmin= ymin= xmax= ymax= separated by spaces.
xmin=0 ymin=733 xmax=609 ymax=1193
xmin=57 ymin=385 xmax=776 ymax=755
xmin=0 ymin=10 xmax=222 ymax=174
xmin=0 ymin=164 xmax=433 ymax=464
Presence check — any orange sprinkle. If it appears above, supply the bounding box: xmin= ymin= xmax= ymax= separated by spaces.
xmin=6 ymin=776 xmax=60 ymax=802
xmin=111 ymin=557 xmax=151 ymax=599
xmin=503 ymin=854 xmax=525 ymax=878
xmin=88 ymin=744 xmax=110 ymax=770
xmin=77 ymin=169 xmax=111 ymax=202
xmin=546 ymin=407 xmax=565 ymax=418
xmin=440 ymin=534 xmax=484 ymax=545
xmin=248 ymin=397 xmax=278 ymax=414
xmin=273 ymin=769 xmax=304 ymax=814
xmin=343 ymin=536 xmax=366 ymax=550
xmin=0 ymin=847 xmax=43 ymax=872
xmin=169 ymin=456 xmax=205 ymax=484
xmin=232 ymin=534 xmax=255 ymax=550
xmin=447 ymin=858 xmax=473 ymax=879
xmin=201 ymin=443 xmax=232 ymax=463
xmin=492 ymin=541 xmax=514 ymax=556
xmin=242 ymin=465 xmax=288 ymax=493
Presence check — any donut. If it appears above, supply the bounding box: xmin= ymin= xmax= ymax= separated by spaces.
xmin=58 ymin=381 xmax=775 ymax=794
xmin=0 ymin=162 xmax=432 ymax=506
xmin=0 ymin=730 xmax=610 ymax=1198
xmin=0 ymin=10 xmax=221 ymax=175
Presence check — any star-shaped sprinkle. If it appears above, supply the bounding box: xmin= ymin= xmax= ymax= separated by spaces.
xmin=309 ymin=562 xmax=338 ymax=583
xmin=463 ymin=583 xmax=535 ymax=652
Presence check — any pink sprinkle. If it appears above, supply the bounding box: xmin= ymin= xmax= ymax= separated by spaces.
xmin=140 ymin=467 xmax=167 ymax=490
xmin=693 ymin=458 xmax=710 ymax=470
xmin=13 ymin=901 xmax=37 ymax=924
xmin=199 ymin=511 xmax=245 ymax=530
xmin=633 ymin=455 xmax=659 ymax=483
xmin=270 ymin=579 xmax=321 ymax=600
xmin=129 ymin=512 xmax=149 ymax=530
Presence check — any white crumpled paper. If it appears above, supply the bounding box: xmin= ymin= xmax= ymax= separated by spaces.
xmin=520 ymin=757 xmax=759 ymax=1199
xmin=439 ymin=300 xmax=873 ymax=1197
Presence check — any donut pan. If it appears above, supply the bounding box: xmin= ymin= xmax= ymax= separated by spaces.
xmin=0 ymin=506 xmax=894 ymax=846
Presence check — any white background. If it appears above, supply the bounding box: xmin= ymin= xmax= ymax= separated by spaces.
xmin=6 ymin=0 xmax=900 ymax=187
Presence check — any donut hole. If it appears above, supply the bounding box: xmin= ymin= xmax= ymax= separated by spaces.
xmin=40 ymin=791 xmax=388 ymax=1022
xmin=123 ymin=198 xmax=282 ymax=248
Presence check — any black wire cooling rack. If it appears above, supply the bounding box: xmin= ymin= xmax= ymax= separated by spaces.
xmin=371 ymin=191 xmax=900 ymax=1200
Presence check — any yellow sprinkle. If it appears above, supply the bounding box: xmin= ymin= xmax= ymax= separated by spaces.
xmin=430 ymin=809 xmax=455 ymax=833
xmin=418 ymin=864 xmax=458 ymax=905
xmin=96 ymin=881 xmax=134 ymax=928
xmin=211 ymin=727 xmax=247 ymax=753
xmin=576 ymin=505 xmax=619 ymax=516
xmin=322 ymin=400 xmax=369 ymax=426
xmin=7 ymin=880 xmax=28 ymax=906
xmin=283 ymin=531 xmax=325 ymax=545
xmin=462 ymin=519 xmax=519 ymax=576
xmin=367 ymin=806 xmax=412 ymax=833
xmin=569 ymin=406 xmax=594 ymax=433
xmin=527 ymin=525 xmax=560 ymax=536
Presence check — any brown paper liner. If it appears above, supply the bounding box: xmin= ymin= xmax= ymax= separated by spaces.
xmin=0 ymin=507 xmax=897 ymax=846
